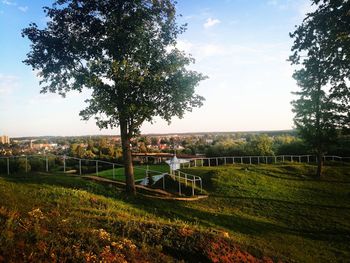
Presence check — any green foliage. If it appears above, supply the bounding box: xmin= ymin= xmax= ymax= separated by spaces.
xmin=288 ymin=0 xmax=350 ymax=175
xmin=290 ymin=0 xmax=350 ymax=130
xmin=17 ymin=159 xmax=30 ymax=173
xmin=23 ymin=0 xmax=206 ymax=193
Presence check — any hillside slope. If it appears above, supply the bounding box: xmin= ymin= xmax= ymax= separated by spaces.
xmin=0 ymin=163 xmax=349 ymax=262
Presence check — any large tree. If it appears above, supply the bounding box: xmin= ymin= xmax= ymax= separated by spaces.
xmin=23 ymin=0 xmax=206 ymax=194
xmin=290 ymin=0 xmax=350 ymax=129
xmin=289 ymin=0 xmax=350 ymax=176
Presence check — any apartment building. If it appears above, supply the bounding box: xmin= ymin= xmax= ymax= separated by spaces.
xmin=0 ymin=135 xmax=10 ymax=144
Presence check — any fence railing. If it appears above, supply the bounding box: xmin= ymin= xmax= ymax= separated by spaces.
xmin=171 ymin=170 xmax=203 ymax=196
xmin=0 ymin=154 xmax=203 ymax=196
xmin=180 ymin=155 xmax=350 ymax=168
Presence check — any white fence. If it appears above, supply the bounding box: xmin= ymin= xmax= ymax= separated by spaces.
xmin=0 ymin=154 xmax=203 ymax=196
xmin=180 ymin=155 xmax=350 ymax=168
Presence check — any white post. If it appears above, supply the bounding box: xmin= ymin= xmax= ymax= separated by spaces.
xmin=201 ymin=159 xmax=203 ymax=167
xmin=241 ymin=157 xmax=243 ymax=164
xmin=257 ymin=157 xmax=260 ymax=165
xmin=265 ymin=156 xmax=267 ymax=164
xmin=7 ymin=157 xmax=10 ymax=175
xmin=79 ymin=159 xmax=82 ymax=175
xmin=178 ymin=171 xmax=181 ymax=195
xmin=96 ymin=161 xmax=98 ymax=176
xmin=63 ymin=156 xmax=66 ymax=173
xmin=282 ymin=155 xmax=285 ymax=162
xmin=185 ymin=174 xmax=187 ymax=186
xmin=208 ymin=159 xmax=211 ymax=167
xmin=46 ymin=156 xmax=49 ymax=172
xmin=274 ymin=156 xmax=277 ymax=163
xmin=192 ymin=179 xmax=195 ymax=196
xmin=194 ymin=159 xmax=197 ymax=167
xmin=216 ymin=158 xmax=218 ymax=166
xmin=249 ymin=157 xmax=251 ymax=165
xmin=307 ymin=155 xmax=310 ymax=163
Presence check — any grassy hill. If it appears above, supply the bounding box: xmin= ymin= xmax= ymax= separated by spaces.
xmin=0 ymin=163 xmax=349 ymax=262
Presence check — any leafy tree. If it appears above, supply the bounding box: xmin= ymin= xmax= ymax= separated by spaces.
xmin=247 ymin=134 xmax=274 ymax=156
xmin=23 ymin=0 xmax=206 ymax=194
xmin=289 ymin=0 xmax=349 ymax=176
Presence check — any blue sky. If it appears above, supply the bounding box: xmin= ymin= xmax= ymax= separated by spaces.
xmin=0 ymin=0 xmax=314 ymax=137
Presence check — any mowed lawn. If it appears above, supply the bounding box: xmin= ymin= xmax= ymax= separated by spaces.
xmin=0 ymin=163 xmax=349 ymax=262
xmin=95 ymin=164 xmax=169 ymax=181
xmin=176 ymin=164 xmax=350 ymax=262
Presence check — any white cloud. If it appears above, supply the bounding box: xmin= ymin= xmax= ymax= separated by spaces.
xmin=2 ymin=0 xmax=16 ymax=6
xmin=298 ymin=1 xmax=317 ymax=17
xmin=18 ymin=6 xmax=28 ymax=12
xmin=203 ymin=18 xmax=221 ymax=29
xmin=0 ymin=74 xmax=18 ymax=95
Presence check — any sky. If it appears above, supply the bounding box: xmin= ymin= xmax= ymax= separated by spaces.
xmin=0 ymin=0 xmax=314 ymax=137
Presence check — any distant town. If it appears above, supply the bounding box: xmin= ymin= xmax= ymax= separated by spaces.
xmin=1 ymin=130 xmax=349 ymax=162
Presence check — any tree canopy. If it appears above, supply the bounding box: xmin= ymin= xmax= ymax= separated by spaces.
xmin=289 ymin=0 xmax=350 ymax=176
xmin=23 ymin=0 xmax=206 ymax=193
xmin=290 ymin=0 xmax=350 ymax=131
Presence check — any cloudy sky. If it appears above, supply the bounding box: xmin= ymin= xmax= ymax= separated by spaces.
xmin=0 ymin=0 xmax=314 ymax=137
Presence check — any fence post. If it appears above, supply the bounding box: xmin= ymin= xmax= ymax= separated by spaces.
xmin=257 ymin=156 xmax=260 ymax=165
xmin=112 ymin=164 xmax=115 ymax=180
xmin=79 ymin=159 xmax=82 ymax=175
xmin=216 ymin=158 xmax=218 ymax=166
xmin=63 ymin=156 xmax=66 ymax=173
xmin=185 ymin=174 xmax=187 ymax=186
xmin=96 ymin=161 xmax=98 ymax=176
xmin=194 ymin=159 xmax=197 ymax=167
xmin=178 ymin=171 xmax=181 ymax=195
xmin=200 ymin=178 xmax=203 ymax=194
xmin=249 ymin=157 xmax=251 ymax=165
xmin=163 ymin=173 xmax=165 ymax=190
xmin=282 ymin=155 xmax=285 ymax=162
xmin=274 ymin=156 xmax=277 ymax=163
xmin=46 ymin=156 xmax=49 ymax=172
xmin=192 ymin=179 xmax=195 ymax=196
xmin=307 ymin=155 xmax=310 ymax=163
xmin=25 ymin=156 xmax=28 ymax=173
xmin=241 ymin=157 xmax=243 ymax=164
xmin=224 ymin=157 xmax=227 ymax=165
xmin=7 ymin=157 xmax=10 ymax=175
xmin=299 ymin=156 xmax=301 ymax=163
xmin=208 ymin=159 xmax=211 ymax=167
xmin=265 ymin=156 xmax=267 ymax=164
xmin=201 ymin=159 xmax=203 ymax=167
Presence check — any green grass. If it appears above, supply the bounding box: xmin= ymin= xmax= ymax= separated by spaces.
xmin=94 ymin=164 xmax=169 ymax=181
xmin=0 ymin=163 xmax=349 ymax=262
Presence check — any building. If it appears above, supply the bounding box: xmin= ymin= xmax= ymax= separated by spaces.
xmin=0 ymin=135 xmax=10 ymax=144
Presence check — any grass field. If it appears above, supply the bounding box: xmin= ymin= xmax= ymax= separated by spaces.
xmin=0 ymin=163 xmax=349 ymax=262
xmin=95 ymin=164 xmax=169 ymax=181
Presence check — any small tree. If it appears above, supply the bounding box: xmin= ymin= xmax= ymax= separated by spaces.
xmin=23 ymin=0 xmax=206 ymax=194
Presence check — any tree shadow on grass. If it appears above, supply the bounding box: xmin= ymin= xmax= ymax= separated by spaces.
xmin=123 ymin=194 xmax=350 ymax=244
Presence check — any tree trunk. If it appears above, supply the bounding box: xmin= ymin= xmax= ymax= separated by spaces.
xmin=316 ymin=150 xmax=323 ymax=177
xmin=120 ymin=120 xmax=136 ymax=195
